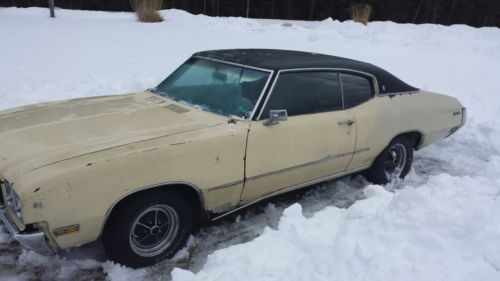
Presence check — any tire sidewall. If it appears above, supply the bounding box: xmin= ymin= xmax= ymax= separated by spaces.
xmin=365 ymin=136 xmax=413 ymax=184
xmin=103 ymin=191 xmax=193 ymax=268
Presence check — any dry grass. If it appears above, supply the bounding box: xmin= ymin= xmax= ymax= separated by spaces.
xmin=351 ymin=3 xmax=372 ymax=25
xmin=131 ymin=0 xmax=164 ymax=22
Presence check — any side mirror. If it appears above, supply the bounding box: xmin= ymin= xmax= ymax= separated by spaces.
xmin=263 ymin=109 xmax=288 ymax=126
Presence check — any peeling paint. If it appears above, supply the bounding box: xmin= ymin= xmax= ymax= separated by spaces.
xmin=213 ymin=203 xmax=234 ymax=214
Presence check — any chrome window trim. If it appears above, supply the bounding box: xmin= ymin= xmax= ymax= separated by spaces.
xmin=191 ymin=56 xmax=275 ymax=121
xmin=192 ymin=56 xmax=274 ymax=73
xmin=246 ymin=147 xmax=370 ymax=182
xmin=339 ymin=72 xmax=377 ymax=110
xmin=378 ymin=90 xmax=420 ymax=96
xmin=256 ymin=70 xmax=281 ymax=120
xmin=249 ymin=71 xmax=274 ymax=120
xmin=338 ymin=72 xmax=345 ymax=109
xmin=256 ymin=67 xmax=380 ymax=120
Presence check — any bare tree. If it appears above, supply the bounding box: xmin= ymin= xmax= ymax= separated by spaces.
xmin=7 ymin=0 xmax=498 ymax=27
xmin=287 ymin=0 xmax=293 ymax=19
xmin=483 ymin=0 xmax=495 ymax=26
xmin=412 ymin=0 xmax=423 ymax=23
xmin=447 ymin=0 xmax=459 ymax=23
xmin=309 ymin=0 xmax=316 ymax=20
xmin=48 ymin=0 xmax=55 ymax=17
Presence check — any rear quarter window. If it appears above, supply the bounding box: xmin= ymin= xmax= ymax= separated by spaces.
xmin=341 ymin=73 xmax=373 ymax=109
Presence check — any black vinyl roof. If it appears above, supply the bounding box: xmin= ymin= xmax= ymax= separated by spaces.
xmin=194 ymin=49 xmax=418 ymax=95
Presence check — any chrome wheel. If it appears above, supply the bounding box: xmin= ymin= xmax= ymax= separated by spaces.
xmin=384 ymin=143 xmax=407 ymax=179
xmin=129 ymin=204 xmax=179 ymax=257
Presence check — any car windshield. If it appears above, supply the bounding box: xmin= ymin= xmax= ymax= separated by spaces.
xmin=153 ymin=58 xmax=271 ymax=119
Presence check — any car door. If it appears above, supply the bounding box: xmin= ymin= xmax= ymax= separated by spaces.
xmin=339 ymin=72 xmax=387 ymax=171
xmin=240 ymin=70 xmax=356 ymax=203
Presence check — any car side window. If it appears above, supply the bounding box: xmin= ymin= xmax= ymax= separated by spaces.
xmin=341 ymin=73 xmax=373 ymax=109
xmin=262 ymin=71 xmax=343 ymax=118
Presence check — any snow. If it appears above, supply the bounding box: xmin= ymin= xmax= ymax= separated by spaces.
xmin=173 ymin=178 xmax=500 ymax=281
xmin=1 ymin=7 xmax=500 ymax=281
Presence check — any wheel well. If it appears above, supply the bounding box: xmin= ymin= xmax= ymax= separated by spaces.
xmin=394 ymin=131 xmax=423 ymax=150
xmin=101 ymin=183 xmax=207 ymax=236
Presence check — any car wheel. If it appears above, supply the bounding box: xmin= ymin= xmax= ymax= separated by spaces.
xmin=364 ymin=136 xmax=413 ymax=185
xmin=102 ymin=190 xmax=193 ymax=268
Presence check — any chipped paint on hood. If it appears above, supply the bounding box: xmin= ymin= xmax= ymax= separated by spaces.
xmin=0 ymin=91 xmax=224 ymax=179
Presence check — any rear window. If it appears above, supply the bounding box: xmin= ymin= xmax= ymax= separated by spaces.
xmin=341 ymin=73 xmax=373 ymax=108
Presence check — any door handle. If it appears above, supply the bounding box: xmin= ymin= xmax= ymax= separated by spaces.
xmin=338 ymin=119 xmax=354 ymax=126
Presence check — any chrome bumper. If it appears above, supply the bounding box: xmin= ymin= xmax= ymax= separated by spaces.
xmin=0 ymin=206 xmax=55 ymax=255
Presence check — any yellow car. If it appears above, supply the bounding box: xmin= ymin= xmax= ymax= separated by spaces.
xmin=0 ymin=49 xmax=465 ymax=268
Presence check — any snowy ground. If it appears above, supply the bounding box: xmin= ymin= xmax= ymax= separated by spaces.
xmin=1 ymin=7 xmax=500 ymax=281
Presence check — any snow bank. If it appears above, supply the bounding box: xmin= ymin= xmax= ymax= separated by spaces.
xmin=1 ymin=7 xmax=500 ymax=281
xmin=173 ymin=176 xmax=500 ymax=281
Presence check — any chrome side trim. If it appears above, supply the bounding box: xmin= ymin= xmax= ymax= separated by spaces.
xmin=192 ymin=56 xmax=275 ymax=121
xmin=208 ymin=180 xmax=245 ymax=192
xmin=201 ymin=150 xmax=371 ymax=194
xmin=0 ymin=206 xmax=55 ymax=255
xmin=354 ymin=147 xmax=370 ymax=154
xmin=246 ymin=152 xmax=353 ymax=182
xmin=211 ymin=165 xmax=370 ymax=221
xmin=246 ymin=148 xmax=370 ymax=182
xmin=256 ymin=67 xmax=380 ymax=120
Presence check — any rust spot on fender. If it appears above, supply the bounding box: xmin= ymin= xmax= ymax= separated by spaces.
xmin=33 ymin=202 xmax=43 ymax=209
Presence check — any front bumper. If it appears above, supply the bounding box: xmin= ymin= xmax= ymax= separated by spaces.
xmin=0 ymin=206 xmax=55 ymax=255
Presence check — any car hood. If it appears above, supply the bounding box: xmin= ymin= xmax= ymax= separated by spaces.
xmin=0 ymin=91 xmax=224 ymax=179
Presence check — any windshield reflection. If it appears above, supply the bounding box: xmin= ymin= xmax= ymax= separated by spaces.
xmin=153 ymin=58 xmax=271 ymax=119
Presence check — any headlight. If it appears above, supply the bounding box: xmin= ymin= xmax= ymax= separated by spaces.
xmin=3 ymin=181 xmax=23 ymax=221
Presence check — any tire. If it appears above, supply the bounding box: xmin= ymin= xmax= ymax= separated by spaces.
xmin=102 ymin=190 xmax=193 ymax=268
xmin=364 ymin=136 xmax=413 ymax=185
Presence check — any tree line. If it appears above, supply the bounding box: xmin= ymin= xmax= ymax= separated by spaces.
xmin=1 ymin=0 xmax=499 ymax=27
